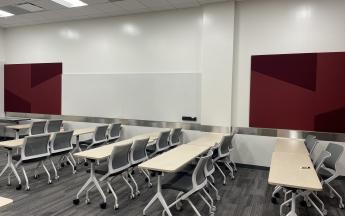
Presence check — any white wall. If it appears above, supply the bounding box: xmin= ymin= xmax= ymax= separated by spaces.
xmin=232 ymin=0 xmax=345 ymax=127
xmin=3 ymin=2 xmax=235 ymax=126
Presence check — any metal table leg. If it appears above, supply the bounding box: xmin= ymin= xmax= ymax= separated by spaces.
xmin=0 ymin=148 xmax=22 ymax=189
xmin=143 ymin=172 xmax=172 ymax=216
xmin=71 ymin=135 xmax=82 ymax=164
xmin=73 ymin=160 xmax=106 ymax=209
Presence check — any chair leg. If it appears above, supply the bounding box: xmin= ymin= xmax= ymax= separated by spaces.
xmin=209 ymin=174 xmax=215 ymax=184
xmin=326 ymin=182 xmax=344 ymax=208
xmin=42 ymin=162 xmax=52 ymax=184
xmin=69 ymin=152 xmax=77 ymax=166
xmin=21 ymin=166 xmax=30 ymax=191
xmin=186 ymin=198 xmax=202 ymax=216
xmin=198 ymin=192 xmax=213 ymax=214
xmin=215 ymin=163 xmax=227 ymax=185
xmin=50 ymin=158 xmax=59 ymax=180
xmin=34 ymin=161 xmax=42 ymax=178
xmin=203 ymin=188 xmax=216 ymax=211
xmin=140 ymin=168 xmax=152 ymax=188
xmin=122 ymin=172 xmax=135 ymax=199
xmin=224 ymin=162 xmax=235 ymax=179
xmin=128 ymin=169 xmax=140 ymax=196
xmin=66 ymin=156 xmax=76 ymax=174
xmin=107 ymin=181 xmax=119 ymax=210
xmin=307 ymin=193 xmax=327 ymax=216
xmin=208 ymin=180 xmax=221 ymax=201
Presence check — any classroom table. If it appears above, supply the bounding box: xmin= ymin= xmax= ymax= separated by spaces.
xmin=73 ymin=131 xmax=164 ymax=208
xmin=71 ymin=127 xmax=96 ymax=156
xmin=0 ymin=197 xmax=13 ymax=208
xmin=187 ymin=133 xmax=225 ymax=148
xmin=268 ymin=138 xmax=322 ymax=216
xmin=139 ymin=134 xmax=223 ymax=216
xmin=6 ymin=124 xmax=31 ymax=139
xmin=0 ymin=117 xmax=30 ymax=124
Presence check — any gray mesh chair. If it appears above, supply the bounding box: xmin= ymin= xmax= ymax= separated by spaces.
xmin=11 ymin=134 xmax=52 ymax=190
xmin=108 ymin=123 xmax=121 ymax=143
xmin=305 ymin=135 xmax=318 ymax=156
xmin=161 ymin=150 xmax=215 ymax=216
xmin=85 ymin=141 xmax=135 ymax=210
xmin=29 ymin=121 xmax=47 ymax=135
xmin=169 ymin=128 xmax=182 ymax=147
xmin=46 ymin=120 xmax=63 ymax=133
xmin=318 ymin=143 xmax=345 ymax=209
xmin=80 ymin=125 xmax=108 ymax=150
xmin=49 ymin=131 xmax=76 ymax=179
xmin=146 ymin=130 xmax=171 ymax=157
xmin=128 ymin=137 xmax=152 ymax=195
xmin=213 ymin=135 xmax=235 ymax=185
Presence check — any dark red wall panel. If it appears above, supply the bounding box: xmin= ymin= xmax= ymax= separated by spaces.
xmin=250 ymin=52 xmax=345 ymax=133
xmin=4 ymin=63 xmax=62 ymax=115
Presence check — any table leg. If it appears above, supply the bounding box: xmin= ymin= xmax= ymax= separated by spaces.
xmin=143 ymin=173 xmax=172 ymax=216
xmin=71 ymin=135 xmax=82 ymax=164
xmin=73 ymin=160 xmax=106 ymax=209
xmin=0 ymin=148 xmax=21 ymax=188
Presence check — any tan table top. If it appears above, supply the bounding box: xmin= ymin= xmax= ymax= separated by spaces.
xmin=139 ymin=144 xmax=209 ymax=173
xmin=0 ymin=197 xmax=13 ymax=208
xmin=6 ymin=124 xmax=31 ymax=130
xmin=0 ymin=139 xmax=26 ymax=148
xmin=188 ymin=133 xmax=226 ymax=148
xmin=74 ymin=132 xmax=163 ymax=160
xmin=268 ymin=152 xmax=322 ymax=191
xmin=73 ymin=127 xmax=95 ymax=136
xmin=275 ymin=138 xmax=308 ymax=154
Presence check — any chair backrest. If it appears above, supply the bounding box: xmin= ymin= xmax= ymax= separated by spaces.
xmin=108 ymin=123 xmax=121 ymax=141
xmin=130 ymin=137 xmax=150 ymax=165
xmin=205 ymin=147 xmax=216 ymax=177
xmin=314 ymin=150 xmax=331 ymax=172
xmin=50 ymin=131 xmax=74 ymax=154
xmin=324 ymin=143 xmax=344 ymax=170
xmin=192 ymin=150 xmax=212 ymax=188
xmin=218 ymin=135 xmax=233 ymax=157
xmin=156 ymin=130 xmax=171 ymax=152
xmin=21 ymin=134 xmax=51 ymax=161
xmin=46 ymin=120 xmax=63 ymax=133
xmin=170 ymin=128 xmax=182 ymax=146
xmin=304 ymin=135 xmax=318 ymax=155
xmin=108 ymin=141 xmax=133 ymax=173
xmin=93 ymin=125 xmax=109 ymax=144
xmin=30 ymin=121 xmax=47 ymax=135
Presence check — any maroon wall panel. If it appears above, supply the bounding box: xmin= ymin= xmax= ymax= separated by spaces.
xmin=5 ymin=63 xmax=62 ymax=115
xmin=250 ymin=52 xmax=345 ymax=133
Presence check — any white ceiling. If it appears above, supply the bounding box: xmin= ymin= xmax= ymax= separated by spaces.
xmin=0 ymin=0 xmax=229 ymax=28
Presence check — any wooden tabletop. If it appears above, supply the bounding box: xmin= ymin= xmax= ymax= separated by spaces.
xmin=0 ymin=197 xmax=13 ymax=208
xmin=275 ymin=138 xmax=308 ymax=154
xmin=0 ymin=139 xmax=25 ymax=148
xmin=73 ymin=127 xmax=95 ymax=136
xmin=132 ymin=130 xmax=170 ymax=142
xmin=0 ymin=117 xmax=30 ymax=123
xmin=139 ymin=144 xmax=210 ymax=173
xmin=188 ymin=133 xmax=226 ymax=148
xmin=268 ymin=152 xmax=322 ymax=191
xmin=6 ymin=124 xmax=31 ymax=130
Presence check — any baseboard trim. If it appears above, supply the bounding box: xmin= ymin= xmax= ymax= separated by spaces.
xmin=235 ymin=163 xmax=269 ymax=171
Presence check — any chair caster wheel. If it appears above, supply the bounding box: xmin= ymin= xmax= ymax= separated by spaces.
xmin=100 ymin=202 xmax=107 ymax=209
xmin=145 ymin=178 xmax=149 ymax=182
xmin=55 ymin=176 xmax=60 ymax=180
xmin=7 ymin=183 xmax=11 ymax=186
xmin=114 ymin=205 xmax=119 ymax=210
xmin=26 ymin=187 xmax=30 ymax=191
xmin=271 ymin=197 xmax=278 ymax=204
xmin=48 ymin=180 xmax=52 ymax=184
xmin=136 ymin=191 xmax=140 ymax=196
xmin=212 ymin=206 xmax=216 ymax=211
xmin=16 ymin=184 xmax=22 ymax=190
xmin=130 ymin=194 xmax=135 ymax=200
xmin=339 ymin=203 xmax=344 ymax=209
xmin=73 ymin=171 xmax=77 ymax=174
xmin=216 ymin=196 xmax=221 ymax=201
xmin=231 ymin=176 xmax=235 ymax=180
xmin=274 ymin=193 xmax=281 ymax=198
xmin=61 ymin=162 xmax=65 ymax=168
xmin=209 ymin=213 xmax=215 ymax=216
xmin=34 ymin=174 xmax=39 ymax=179
xmin=148 ymin=183 xmax=153 ymax=188
xmin=73 ymin=199 xmax=80 ymax=205
xmin=86 ymin=199 xmax=90 ymax=204
xmin=223 ymin=182 xmax=227 ymax=186
xmin=84 ymin=162 xmax=89 ymax=166
xmin=323 ymin=209 xmax=328 ymax=215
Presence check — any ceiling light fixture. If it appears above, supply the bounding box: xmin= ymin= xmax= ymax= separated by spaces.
xmin=0 ymin=9 xmax=14 ymax=17
xmin=50 ymin=0 xmax=88 ymax=8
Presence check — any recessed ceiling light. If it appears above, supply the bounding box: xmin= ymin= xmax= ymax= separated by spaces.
xmin=50 ymin=0 xmax=88 ymax=8
xmin=0 ymin=9 xmax=14 ymax=17
xmin=17 ymin=3 xmax=44 ymax=12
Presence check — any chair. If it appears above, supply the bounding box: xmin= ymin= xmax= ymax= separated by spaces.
xmin=49 ymin=131 xmax=76 ymax=180
xmin=305 ymin=135 xmax=318 ymax=158
xmin=213 ymin=135 xmax=235 ymax=185
xmin=80 ymin=125 xmax=108 ymax=150
xmin=108 ymin=123 xmax=121 ymax=143
xmin=29 ymin=121 xmax=47 ymax=135
xmin=281 ymin=150 xmax=331 ymax=216
xmin=85 ymin=141 xmax=135 ymax=210
xmin=11 ymin=134 xmax=52 ymax=190
xmin=318 ymin=143 xmax=345 ymax=209
xmin=169 ymin=128 xmax=182 ymax=147
xmin=127 ymin=137 xmax=152 ymax=195
xmin=161 ymin=150 xmax=215 ymax=216
xmin=146 ymin=130 xmax=171 ymax=157
xmin=46 ymin=119 xmax=63 ymax=133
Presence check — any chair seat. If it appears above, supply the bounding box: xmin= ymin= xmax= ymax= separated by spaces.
xmin=318 ymin=167 xmax=333 ymax=178
xmin=162 ymin=173 xmax=193 ymax=193
xmin=12 ymin=154 xmax=48 ymax=163
xmin=51 ymin=150 xmax=71 ymax=157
